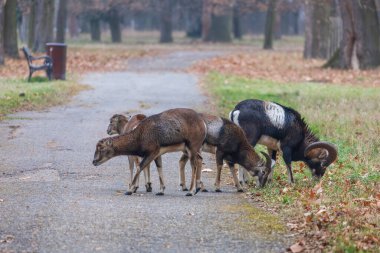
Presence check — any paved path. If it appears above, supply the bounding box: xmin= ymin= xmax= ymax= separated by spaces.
xmin=0 ymin=51 xmax=287 ymax=252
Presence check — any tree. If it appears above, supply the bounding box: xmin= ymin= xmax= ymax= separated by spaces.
xmin=56 ymin=0 xmax=68 ymax=43
xmin=263 ymin=0 xmax=277 ymax=49
xmin=159 ymin=0 xmax=173 ymax=43
xmin=108 ymin=8 xmax=122 ymax=42
xmin=181 ymin=0 xmax=202 ymax=38
xmin=201 ymin=0 xmax=212 ymax=41
xmin=202 ymin=0 xmax=233 ymax=42
xmin=4 ymin=0 xmax=19 ymax=58
xmin=89 ymin=14 xmax=101 ymax=42
xmin=0 ymin=1 xmax=4 ymax=65
xmin=209 ymin=13 xmax=232 ymax=42
xmin=233 ymin=4 xmax=242 ymax=39
xmin=303 ymin=0 xmax=331 ymax=59
xmin=18 ymin=0 xmax=29 ymax=43
xmin=33 ymin=0 xmax=55 ymax=52
xmin=274 ymin=9 xmax=281 ymax=40
xmin=325 ymin=0 xmax=380 ymax=69
xmin=28 ymin=0 xmax=36 ymax=49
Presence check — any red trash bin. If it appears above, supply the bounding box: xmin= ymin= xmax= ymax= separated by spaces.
xmin=46 ymin=43 xmax=67 ymax=80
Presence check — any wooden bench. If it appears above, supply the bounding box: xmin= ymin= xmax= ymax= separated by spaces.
xmin=21 ymin=46 xmax=53 ymax=82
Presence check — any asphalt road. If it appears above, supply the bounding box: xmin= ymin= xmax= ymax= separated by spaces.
xmin=0 ymin=51 xmax=287 ymax=252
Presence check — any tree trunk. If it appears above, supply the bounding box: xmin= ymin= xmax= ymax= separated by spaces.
xmin=325 ymin=0 xmax=380 ymax=69
xmin=56 ymin=0 xmax=67 ymax=43
xmin=303 ymin=1 xmax=313 ymax=58
xmin=274 ymin=9 xmax=282 ymax=40
xmin=19 ymin=11 xmax=28 ymax=43
xmin=159 ymin=0 xmax=173 ymax=43
xmin=68 ymin=13 xmax=79 ymax=38
xmin=202 ymin=0 xmax=212 ymax=41
xmin=293 ymin=11 xmax=299 ymax=35
xmin=108 ymin=7 xmax=121 ymax=43
xmin=233 ymin=5 xmax=242 ymax=39
xmin=33 ymin=0 xmax=55 ymax=52
xmin=209 ymin=14 xmax=232 ymax=42
xmin=4 ymin=0 xmax=19 ymax=58
xmin=28 ymin=1 xmax=36 ymax=49
xmin=263 ymin=0 xmax=277 ymax=49
xmin=0 ymin=1 xmax=4 ymax=65
xmin=90 ymin=17 xmax=101 ymax=42
xmin=312 ymin=1 xmax=331 ymax=58
xmin=185 ymin=5 xmax=202 ymax=38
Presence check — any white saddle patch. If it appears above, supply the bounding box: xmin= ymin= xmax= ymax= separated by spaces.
xmin=230 ymin=110 xmax=240 ymax=126
xmin=206 ymin=118 xmax=223 ymax=139
xmin=264 ymin=102 xmax=285 ymax=129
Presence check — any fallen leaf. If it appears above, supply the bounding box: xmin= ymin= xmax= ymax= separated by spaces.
xmin=0 ymin=235 xmax=15 ymax=244
xmin=286 ymin=222 xmax=299 ymax=230
xmin=281 ymin=187 xmax=289 ymax=194
xmin=290 ymin=242 xmax=304 ymax=253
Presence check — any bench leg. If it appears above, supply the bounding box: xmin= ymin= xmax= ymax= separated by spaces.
xmin=46 ymin=68 xmax=52 ymax=81
xmin=28 ymin=71 xmax=33 ymax=82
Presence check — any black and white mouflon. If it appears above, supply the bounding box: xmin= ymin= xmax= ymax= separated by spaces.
xmin=229 ymin=99 xmax=338 ymax=183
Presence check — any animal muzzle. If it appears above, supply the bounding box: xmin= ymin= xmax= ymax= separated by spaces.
xmin=92 ymin=159 xmax=100 ymax=166
xmin=107 ymin=126 xmax=114 ymax=135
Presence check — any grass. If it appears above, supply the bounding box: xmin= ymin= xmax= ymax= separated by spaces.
xmin=0 ymin=43 xmax=155 ymax=119
xmin=206 ymin=72 xmax=380 ymax=251
xmin=0 ymin=77 xmax=88 ymax=119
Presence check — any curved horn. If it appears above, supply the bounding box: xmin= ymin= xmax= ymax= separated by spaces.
xmin=304 ymin=141 xmax=338 ymax=167
xmin=260 ymin=151 xmax=272 ymax=170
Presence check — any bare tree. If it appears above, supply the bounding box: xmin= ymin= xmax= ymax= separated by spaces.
xmin=56 ymin=0 xmax=68 ymax=43
xmin=28 ymin=0 xmax=36 ymax=49
xmin=233 ymin=3 xmax=242 ymax=39
xmin=89 ymin=14 xmax=101 ymax=42
xmin=108 ymin=4 xmax=122 ymax=43
xmin=202 ymin=0 xmax=233 ymax=42
xmin=0 ymin=1 xmax=4 ymax=65
xmin=4 ymin=0 xmax=19 ymax=58
xmin=263 ymin=0 xmax=277 ymax=49
xmin=201 ymin=0 xmax=212 ymax=41
xmin=325 ymin=0 xmax=380 ymax=69
xmin=180 ymin=0 xmax=202 ymax=38
xmin=159 ymin=0 xmax=173 ymax=43
xmin=33 ymin=0 xmax=55 ymax=52
xmin=303 ymin=0 xmax=332 ymax=59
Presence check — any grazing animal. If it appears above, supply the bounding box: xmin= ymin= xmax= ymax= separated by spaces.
xmin=107 ymin=114 xmax=152 ymax=192
xmin=229 ymin=99 xmax=338 ymax=184
xmin=93 ymin=108 xmax=206 ymax=196
xmin=179 ymin=114 xmax=272 ymax=191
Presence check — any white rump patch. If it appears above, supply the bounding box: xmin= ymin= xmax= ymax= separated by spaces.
xmin=264 ymin=102 xmax=285 ymax=129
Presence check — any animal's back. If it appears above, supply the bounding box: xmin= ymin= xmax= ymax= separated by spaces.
xmin=231 ymin=99 xmax=298 ymax=140
xmin=139 ymin=108 xmax=206 ymax=147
